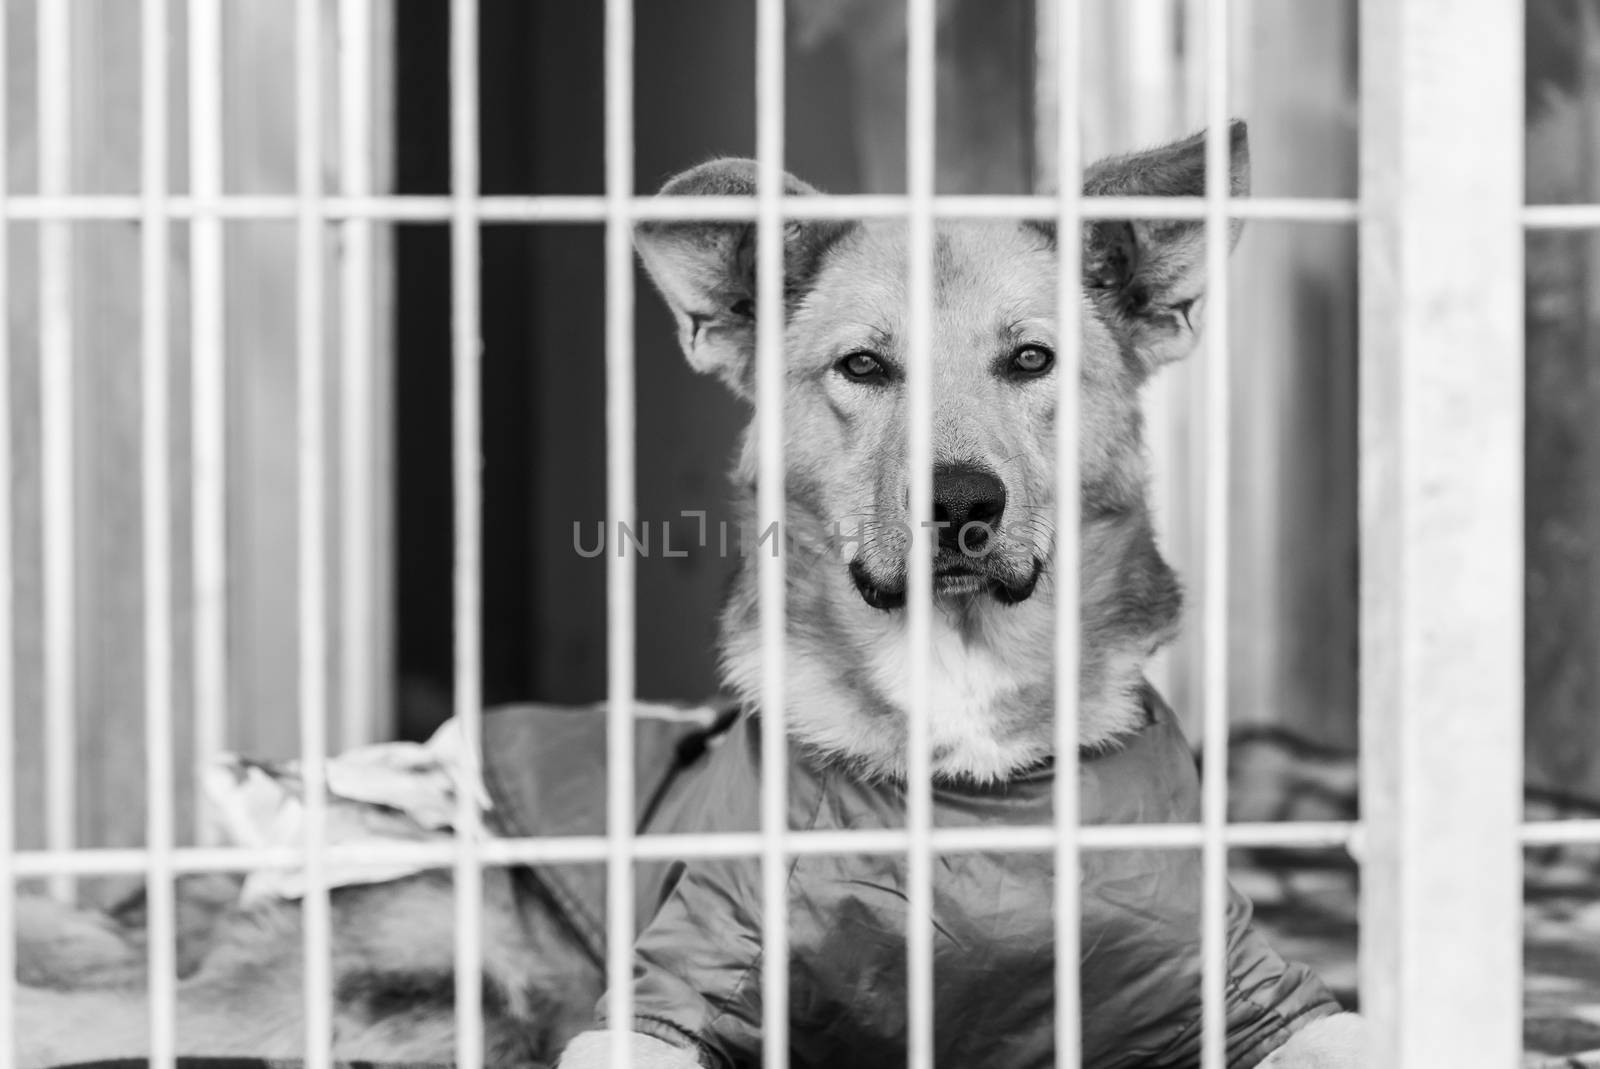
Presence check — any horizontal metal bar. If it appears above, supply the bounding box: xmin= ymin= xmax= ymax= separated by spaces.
xmin=4 ymin=821 xmax=1367 ymax=877
xmin=14 ymin=816 xmax=1598 ymax=878
xmin=16 ymin=819 xmax=1596 ymax=878
xmin=1523 ymin=204 xmax=1600 ymax=229
xmin=0 ymin=193 xmax=1361 ymax=223
xmin=1521 ymin=819 xmax=1600 ymax=845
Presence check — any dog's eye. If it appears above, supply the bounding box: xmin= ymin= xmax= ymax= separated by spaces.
xmin=1010 ymin=345 xmax=1054 ymax=376
xmin=838 ymin=351 xmax=888 ymax=381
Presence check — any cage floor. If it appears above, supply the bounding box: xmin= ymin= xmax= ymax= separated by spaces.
xmin=1237 ymin=847 xmax=1600 ymax=1068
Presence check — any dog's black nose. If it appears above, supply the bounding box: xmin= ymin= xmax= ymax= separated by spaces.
xmin=932 ymin=464 xmax=1006 ymax=551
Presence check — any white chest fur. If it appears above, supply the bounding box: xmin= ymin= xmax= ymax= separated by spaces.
xmin=863 ymin=611 xmax=1031 ymax=779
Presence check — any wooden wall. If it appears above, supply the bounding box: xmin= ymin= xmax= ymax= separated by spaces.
xmin=1041 ymin=0 xmax=1363 ymax=749
xmin=6 ymin=0 xmax=394 ymax=868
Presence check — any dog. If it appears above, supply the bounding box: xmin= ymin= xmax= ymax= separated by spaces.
xmin=558 ymin=125 xmax=1364 ymax=1068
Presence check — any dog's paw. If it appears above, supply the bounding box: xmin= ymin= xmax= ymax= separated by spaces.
xmin=558 ymin=1030 xmax=703 ymax=1069
xmin=1259 ymin=1012 xmax=1367 ymax=1068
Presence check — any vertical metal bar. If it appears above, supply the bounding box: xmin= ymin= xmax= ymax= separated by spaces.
xmin=904 ymin=2 xmax=936 ymax=1068
xmin=604 ymin=0 xmax=637 ymax=1065
xmin=0 ymin=2 xmax=15 ymax=1061
xmin=188 ymin=0 xmax=228 ymax=839
xmin=1198 ymin=2 xmax=1233 ymax=1067
xmin=141 ymin=0 xmax=178 ymax=1063
xmin=1041 ymin=0 xmax=1084 ymax=1063
xmin=39 ymin=0 xmax=77 ymax=904
xmin=296 ymin=0 xmax=333 ymax=1065
xmin=1357 ymin=2 xmax=1524 ymax=1066
xmin=449 ymin=0 xmax=486 ymax=1066
xmin=339 ymin=0 xmax=376 ymax=753
xmin=754 ymin=1 xmax=789 ymax=1067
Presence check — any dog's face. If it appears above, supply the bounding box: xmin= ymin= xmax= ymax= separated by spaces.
xmin=778 ymin=220 xmax=1118 ymax=612
xmin=636 ymin=127 xmax=1248 ymax=774
xmin=768 ymin=222 xmax=1068 ymax=608
xmin=638 ymin=127 xmax=1246 ymax=615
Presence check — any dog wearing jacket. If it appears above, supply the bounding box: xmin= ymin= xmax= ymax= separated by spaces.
xmin=560 ymin=126 xmax=1364 ymax=1068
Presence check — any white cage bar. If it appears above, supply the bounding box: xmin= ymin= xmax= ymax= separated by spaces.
xmin=295 ymin=0 xmax=334 ymax=1065
xmin=188 ymin=0 xmax=228 ymax=836
xmin=1 ymin=192 xmax=1358 ymax=222
xmin=754 ymin=1 xmax=790 ymax=1068
xmin=1357 ymin=1 xmax=1526 ymax=1066
xmin=5 ymin=819 xmax=1365 ymax=878
xmin=3 ymin=1 xmax=1594 ymax=1067
xmin=904 ymin=2 xmax=938 ymax=1068
xmin=0 ymin=0 xmax=14 ymax=1062
xmin=449 ymin=0 xmax=486 ymax=1064
xmin=603 ymin=0 xmax=638 ymax=1066
xmin=141 ymin=0 xmax=178 ymax=1064
xmin=1198 ymin=2 xmax=1234 ymax=1067
xmin=339 ymin=0 xmax=378 ymax=754
xmin=1038 ymin=0 xmax=1084 ymax=1062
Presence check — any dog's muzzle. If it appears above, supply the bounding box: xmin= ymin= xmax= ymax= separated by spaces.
xmin=849 ymin=553 xmax=1043 ymax=611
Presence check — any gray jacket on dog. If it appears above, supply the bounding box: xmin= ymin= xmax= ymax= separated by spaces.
xmin=483 ymin=688 xmax=1340 ymax=1069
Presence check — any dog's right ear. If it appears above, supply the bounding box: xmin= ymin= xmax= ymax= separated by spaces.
xmin=635 ymin=160 xmax=854 ymax=397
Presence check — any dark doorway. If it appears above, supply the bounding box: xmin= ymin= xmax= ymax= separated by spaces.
xmin=391 ymin=1 xmax=864 ymax=740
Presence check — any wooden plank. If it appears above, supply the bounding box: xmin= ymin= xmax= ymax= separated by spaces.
xmin=1227 ymin=0 xmax=1359 ymax=749
xmin=61 ymin=0 xmax=156 ymax=865
xmin=7 ymin=2 xmax=46 ymax=861
xmin=222 ymin=0 xmax=395 ymax=762
xmin=793 ymin=0 xmax=1034 ymax=194
xmin=4 ymin=0 xmax=396 ymax=869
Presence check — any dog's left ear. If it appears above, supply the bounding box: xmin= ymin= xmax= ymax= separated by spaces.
xmin=635 ymin=160 xmax=855 ymax=398
xmin=1075 ymin=121 xmax=1250 ymax=371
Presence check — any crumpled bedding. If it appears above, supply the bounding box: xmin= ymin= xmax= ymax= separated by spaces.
xmin=203 ymin=716 xmax=488 ymax=902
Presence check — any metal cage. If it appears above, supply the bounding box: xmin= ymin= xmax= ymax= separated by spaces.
xmin=0 ymin=1 xmax=1572 ymax=1067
